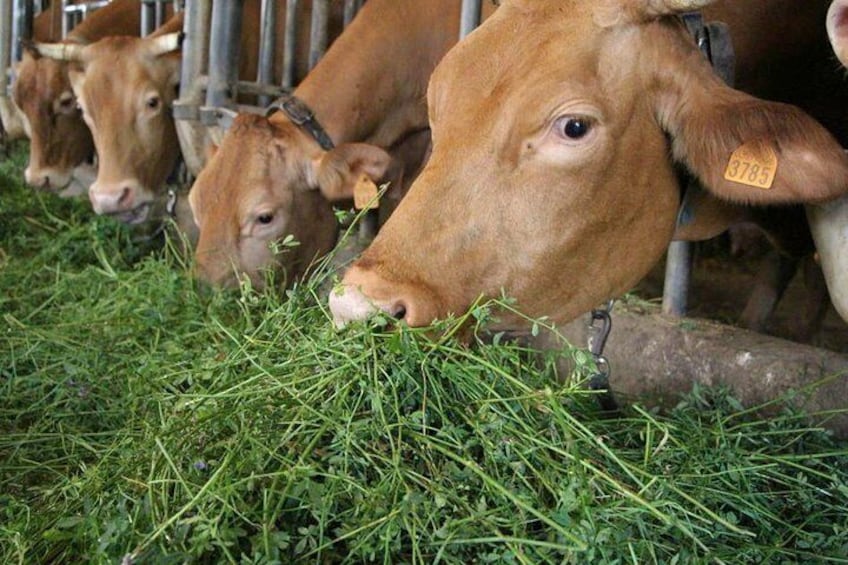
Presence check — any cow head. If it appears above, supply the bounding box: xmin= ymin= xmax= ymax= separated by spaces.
xmin=330 ymin=0 xmax=848 ymax=329
xmin=188 ymin=113 xmax=391 ymax=289
xmin=14 ymin=45 xmax=94 ymax=194
xmin=35 ymin=33 xmax=182 ymax=224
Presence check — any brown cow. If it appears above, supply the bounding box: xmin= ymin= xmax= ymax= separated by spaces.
xmin=188 ymin=0 xmax=497 ymax=288
xmin=14 ymin=0 xmax=146 ymax=196
xmin=34 ymin=1 xmax=341 ymax=236
xmin=0 ymin=0 xmax=66 ymax=142
xmin=329 ymin=0 xmax=848 ymax=330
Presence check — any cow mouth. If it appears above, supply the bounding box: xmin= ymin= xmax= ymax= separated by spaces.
xmin=109 ymin=202 xmax=151 ymax=225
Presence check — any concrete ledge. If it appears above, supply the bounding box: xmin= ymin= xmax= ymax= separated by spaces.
xmin=547 ymin=303 xmax=848 ymax=439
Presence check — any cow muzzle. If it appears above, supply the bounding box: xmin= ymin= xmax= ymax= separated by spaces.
xmin=329 ymin=274 xmax=428 ymax=328
xmin=24 ymin=165 xmax=72 ymax=193
xmin=89 ymin=179 xmax=153 ymax=224
xmin=329 ymin=284 xmax=383 ymax=328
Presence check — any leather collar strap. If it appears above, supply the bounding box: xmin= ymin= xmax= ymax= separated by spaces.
xmin=266 ymin=95 xmax=335 ymax=151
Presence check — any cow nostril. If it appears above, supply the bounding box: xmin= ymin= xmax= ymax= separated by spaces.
xmin=391 ymin=303 xmax=407 ymax=321
xmin=118 ymin=186 xmax=132 ymax=205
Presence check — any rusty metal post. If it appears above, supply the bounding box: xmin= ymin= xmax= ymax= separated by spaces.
xmin=257 ymin=0 xmax=277 ymax=107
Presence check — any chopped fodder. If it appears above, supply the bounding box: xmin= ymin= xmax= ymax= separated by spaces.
xmin=1 ymin=141 xmax=847 ymax=563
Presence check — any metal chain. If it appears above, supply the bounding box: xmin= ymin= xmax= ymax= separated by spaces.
xmin=586 ymin=300 xmax=617 ymax=411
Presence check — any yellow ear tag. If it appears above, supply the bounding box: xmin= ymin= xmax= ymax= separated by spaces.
xmin=353 ymin=174 xmax=380 ymax=210
xmin=724 ymin=141 xmax=778 ymax=190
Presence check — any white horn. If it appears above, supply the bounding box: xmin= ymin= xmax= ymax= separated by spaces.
xmin=596 ymin=0 xmax=717 ymax=27
xmin=807 ymin=196 xmax=848 ymax=325
xmin=33 ymin=42 xmax=85 ymax=62
xmin=654 ymin=0 xmax=714 ymax=9
xmin=148 ymin=32 xmax=184 ymax=57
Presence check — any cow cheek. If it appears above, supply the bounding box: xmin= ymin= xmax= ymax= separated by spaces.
xmin=238 ymin=237 xmax=279 ymax=286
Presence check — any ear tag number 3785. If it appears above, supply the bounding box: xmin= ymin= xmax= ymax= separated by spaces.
xmin=724 ymin=142 xmax=778 ymax=190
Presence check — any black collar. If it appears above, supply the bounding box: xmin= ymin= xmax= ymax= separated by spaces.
xmin=266 ymin=95 xmax=335 ymax=151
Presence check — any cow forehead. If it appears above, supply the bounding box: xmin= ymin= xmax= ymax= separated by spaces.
xmin=193 ymin=117 xmax=303 ymax=219
xmin=428 ymin=3 xmax=638 ymax=139
xmin=16 ymin=57 xmax=68 ymax=107
xmin=81 ymin=40 xmax=168 ymax=96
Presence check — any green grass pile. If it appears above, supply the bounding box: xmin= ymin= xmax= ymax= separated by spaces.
xmin=1 ymin=142 xmax=847 ymax=563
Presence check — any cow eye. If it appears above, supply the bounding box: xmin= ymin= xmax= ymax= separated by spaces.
xmin=146 ymin=95 xmax=161 ymax=111
xmin=257 ymin=213 xmax=275 ymax=225
xmin=556 ymin=116 xmax=593 ymax=140
xmin=58 ymin=92 xmax=76 ymax=112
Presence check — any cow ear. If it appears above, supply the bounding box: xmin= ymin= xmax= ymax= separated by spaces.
xmin=653 ymin=34 xmax=848 ymax=205
xmin=829 ymin=0 xmax=848 ymax=68
xmin=311 ymin=143 xmax=392 ymax=202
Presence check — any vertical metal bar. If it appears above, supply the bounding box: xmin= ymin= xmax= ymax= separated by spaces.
xmin=155 ymin=0 xmax=165 ymax=28
xmin=0 ymin=0 xmax=12 ymax=98
xmin=205 ymin=0 xmax=242 ymax=109
xmin=11 ymin=0 xmax=32 ymax=62
xmin=662 ymin=241 xmax=692 ymax=317
xmin=177 ymin=0 xmax=208 ymax=95
xmin=257 ymin=0 xmax=276 ymax=107
xmin=459 ymin=0 xmax=482 ymax=39
xmin=141 ymin=0 xmax=155 ymax=36
xmin=282 ymin=0 xmax=298 ymax=88
xmin=61 ymin=0 xmax=71 ymax=37
xmin=308 ymin=0 xmax=328 ymax=70
xmin=342 ymin=0 xmax=358 ymax=27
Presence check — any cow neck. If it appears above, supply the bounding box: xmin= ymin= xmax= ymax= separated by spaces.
xmin=278 ymin=2 xmax=456 ymax=148
xmin=65 ymin=0 xmax=144 ymax=44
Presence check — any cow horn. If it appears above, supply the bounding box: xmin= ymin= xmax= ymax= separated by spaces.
xmin=148 ymin=32 xmax=184 ymax=57
xmin=650 ymin=0 xmax=715 ymax=11
xmin=32 ymin=42 xmax=85 ymax=62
